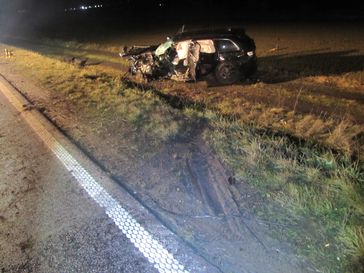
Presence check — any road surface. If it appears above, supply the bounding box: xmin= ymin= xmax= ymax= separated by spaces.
xmin=0 ymin=77 xmax=217 ymax=273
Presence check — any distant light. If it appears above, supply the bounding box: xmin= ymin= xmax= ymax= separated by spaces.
xmin=94 ymin=5 xmax=97 ymax=8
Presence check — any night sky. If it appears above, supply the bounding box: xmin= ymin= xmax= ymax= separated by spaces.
xmin=1 ymin=0 xmax=364 ymax=38
xmin=1 ymin=0 xmax=364 ymax=14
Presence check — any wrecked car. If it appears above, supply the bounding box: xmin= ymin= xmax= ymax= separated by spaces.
xmin=120 ymin=28 xmax=257 ymax=85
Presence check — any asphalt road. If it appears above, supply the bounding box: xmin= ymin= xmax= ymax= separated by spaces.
xmin=0 ymin=82 xmax=162 ymax=273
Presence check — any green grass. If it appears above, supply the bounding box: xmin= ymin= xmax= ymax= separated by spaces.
xmin=66 ymin=74 xmax=184 ymax=148
xmin=3 ymin=47 xmax=182 ymax=151
xmin=2 ymin=38 xmax=364 ymax=273
xmin=201 ymin=110 xmax=364 ymax=273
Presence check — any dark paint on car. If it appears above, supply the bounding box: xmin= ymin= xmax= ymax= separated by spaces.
xmin=121 ymin=28 xmax=257 ymax=85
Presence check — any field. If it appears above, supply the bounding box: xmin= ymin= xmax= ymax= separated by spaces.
xmin=1 ymin=23 xmax=363 ymax=273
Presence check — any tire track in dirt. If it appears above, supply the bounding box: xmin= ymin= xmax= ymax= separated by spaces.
xmin=0 ymin=49 xmax=310 ymax=273
xmin=184 ymin=140 xmax=243 ymax=237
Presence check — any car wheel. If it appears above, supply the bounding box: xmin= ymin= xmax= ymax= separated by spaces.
xmin=215 ymin=61 xmax=240 ymax=85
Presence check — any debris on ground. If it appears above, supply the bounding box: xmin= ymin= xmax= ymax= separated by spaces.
xmin=4 ymin=48 xmax=14 ymax=58
xmin=22 ymin=104 xmax=35 ymax=111
xmin=63 ymin=56 xmax=88 ymax=67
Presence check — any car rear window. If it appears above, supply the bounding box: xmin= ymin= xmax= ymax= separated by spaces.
xmin=215 ymin=39 xmax=239 ymax=52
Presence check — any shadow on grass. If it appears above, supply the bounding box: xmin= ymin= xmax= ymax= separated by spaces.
xmin=259 ymin=49 xmax=364 ymax=83
xmin=282 ymin=81 xmax=364 ymax=104
xmin=121 ymin=77 xmax=206 ymax=111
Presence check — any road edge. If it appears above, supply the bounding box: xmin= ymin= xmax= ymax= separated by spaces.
xmin=0 ymin=73 xmax=222 ymax=273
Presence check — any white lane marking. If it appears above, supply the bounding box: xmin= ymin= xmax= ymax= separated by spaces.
xmin=0 ymin=80 xmax=190 ymax=273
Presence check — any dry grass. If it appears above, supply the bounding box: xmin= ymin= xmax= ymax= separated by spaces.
xmin=204 ymin=111 xmax=364 ymax=273
xmin=1 ymin=47 xmax=183 ymax=149
xmin=1 ymin=24 xmax=364 ymax=272
xmin=3 ymin=24 xmax=364 ymax=158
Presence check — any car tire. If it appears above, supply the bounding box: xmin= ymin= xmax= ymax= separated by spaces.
xmin=215 ymin=61 xmax=240 ymax=85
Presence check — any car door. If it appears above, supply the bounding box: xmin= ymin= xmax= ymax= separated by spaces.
xmin=214 ymin=39 xmax=240 ymax=62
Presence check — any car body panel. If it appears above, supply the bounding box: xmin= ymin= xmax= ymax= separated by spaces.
xmin=120 ymin=28 xmax=257 ymax=84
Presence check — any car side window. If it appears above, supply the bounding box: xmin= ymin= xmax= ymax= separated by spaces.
xmin=215 ymin=39 xmax=239 ymax=53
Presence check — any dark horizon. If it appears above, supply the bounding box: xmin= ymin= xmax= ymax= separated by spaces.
xmin=2 ymin=0 xmax=364 ymax=17
xmin=1 ymin=0 xmax=364 ymax=41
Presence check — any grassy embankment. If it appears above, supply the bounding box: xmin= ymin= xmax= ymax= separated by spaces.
xmin=37 ymin=34 xmax=364 ymax=159
xmin=1 ymin=40 xmax=363 ymax=273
